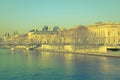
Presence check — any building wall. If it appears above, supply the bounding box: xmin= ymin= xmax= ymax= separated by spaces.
xmin=88 ymin=23 xmax=120 ymax=46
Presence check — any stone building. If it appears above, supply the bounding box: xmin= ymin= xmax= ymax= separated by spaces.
xmin=88 ymin=22 xmax=120 ymax=46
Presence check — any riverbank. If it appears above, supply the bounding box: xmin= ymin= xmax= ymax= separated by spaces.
xmin=1 ymin=46 xmax=120 ymax=58
xmin=35 ymin=48 xmax=120 ymax=58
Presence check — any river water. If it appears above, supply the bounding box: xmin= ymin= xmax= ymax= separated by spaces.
xmin=0 ymin=47 xmax=120 ymax=80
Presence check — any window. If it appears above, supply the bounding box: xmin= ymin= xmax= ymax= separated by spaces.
xmin=108 ymin=32 xmax=110 ymax=36
xmin=118 ymin=32 xmax=120 ymax=36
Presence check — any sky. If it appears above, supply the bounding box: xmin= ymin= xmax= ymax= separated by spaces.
xmin=0 ymin=0 xmax=120 ymax=37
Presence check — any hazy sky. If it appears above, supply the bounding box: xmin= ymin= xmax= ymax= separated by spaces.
xmin=0 ymin=0 xmax=120 ymax=37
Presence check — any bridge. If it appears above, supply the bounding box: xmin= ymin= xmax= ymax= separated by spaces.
xmin=0 ymin=43 xmax=41 ymax=50
xmin=106 ymin=46 xmax=120 ymax=52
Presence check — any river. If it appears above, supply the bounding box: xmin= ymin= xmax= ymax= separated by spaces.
xmin=0 ymin=47 xmax=120 ymax=80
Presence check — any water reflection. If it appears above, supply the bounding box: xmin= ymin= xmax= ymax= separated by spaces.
xmin=0 ymin=48 xmax=120 ymax=80
xmin=26 ymin=52 xmax=32 ymax=67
